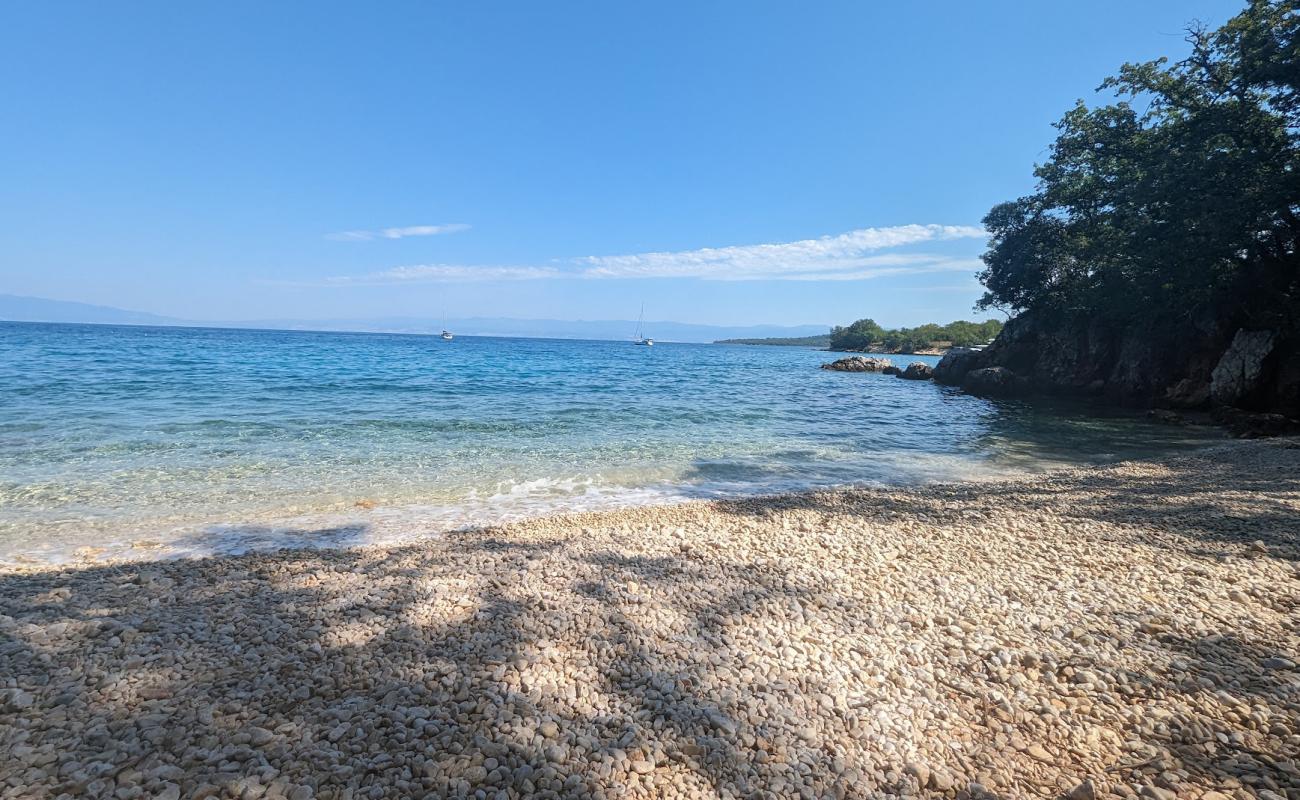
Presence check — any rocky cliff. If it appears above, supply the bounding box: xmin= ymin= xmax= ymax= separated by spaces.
xmin=933 ymin=310 xmax=1300 ymax=432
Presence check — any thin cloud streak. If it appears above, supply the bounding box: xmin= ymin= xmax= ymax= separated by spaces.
xmin=305 ymin=223 xmax=986 ymax=284
xmin=578 ymin=224 xmax=985 ymax=279
xmin=325 ymin=223 xmax=471 ymax=242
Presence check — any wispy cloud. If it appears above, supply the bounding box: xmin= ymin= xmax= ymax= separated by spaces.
xmin=325 ymin=223 xmax=471 ymax=242
xmin=577 ymin=224 xmax=985 ymax=280
xmin=306 ymin=223 xmax=986 ymax=284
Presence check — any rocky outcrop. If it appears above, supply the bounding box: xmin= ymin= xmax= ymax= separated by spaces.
xmin=938 ymin=308 xmax=1298 ymax=421
xmin=1210 ymin=330 xmax=1277 ymax=406
xmin=820 ymin=356 xmax=893 ymax=373
xmin=1212 ymin=407 xmax=1300 ymax=438
xmin=933 ymin=349 xmax=983 ymax=386
xmin=882 ymin=365 xmax=902 ymax=376
xmin=899 ymin=362 xmax=934 ymax=381
xmin=962 ymin=366 xmax=1029 ymax=398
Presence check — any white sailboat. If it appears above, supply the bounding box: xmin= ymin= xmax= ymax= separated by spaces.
xmin=633 ymin=304 xmax=653 ymax=346
xmin=439 ymin=311 xmax=454 ymax=341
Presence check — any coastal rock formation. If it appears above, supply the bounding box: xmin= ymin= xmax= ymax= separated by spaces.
xmin=1211 ymin=406 xmax=1300 ymax=438
xmin=898 ymin=362 xmax=934 ymax=381
xmin=932 ymin=348 xmax=983 ymax=386
xmin=0 ymin=441 xmax=1296 ymax=798
xmin=940 ymin=310 xmax=1300 ymax=427
xmin=881 ymin=365 xmax=902 ymax=376
xmin=962 ymin=366 xmax=1028 ymax=398
xmin=820 ymin=356 xmax=893 ymax=373
xmin=1210 ymin=329 xmax=1277 ymax=406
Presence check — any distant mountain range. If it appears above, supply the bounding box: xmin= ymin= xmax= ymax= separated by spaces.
xmin=0 ymin=294 xmax=830 ymax=344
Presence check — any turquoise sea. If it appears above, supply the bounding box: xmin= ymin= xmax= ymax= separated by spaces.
xmin=0 ymin=322 xmax=1221 ymax=563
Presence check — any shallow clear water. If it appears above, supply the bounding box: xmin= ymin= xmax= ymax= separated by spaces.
xmin=0 ymin=322 xmax=1223 ymax=563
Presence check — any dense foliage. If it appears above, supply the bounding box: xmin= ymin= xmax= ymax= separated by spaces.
xmin=977 ymin=0 xmax=1299 ymax=334
xmin=829 ymin=318 xmax=1003 ymax=352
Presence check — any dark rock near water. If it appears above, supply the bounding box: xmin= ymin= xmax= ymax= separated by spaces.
xmin=821 ymin=356 xmax=893 ymax=373
xmin=1210 ymin=330 xmax=1277 ymax=406
xmin=1165 ymin=377 xmax=1211 ymax=409
xmin=882 ymin=365 xmax=902 ymax=376
xmin=1212 ymin=406 xmax=1300 ymax=438
xmin=899 ymin=362 xmax=934 ymax=381
xmin=939 ymin=308 xmax=1297 ymax=423
xmin=962 ymin=366 xmax=1029 ymax=398
xmin=933 ymin=349 xmax=983 ymax=386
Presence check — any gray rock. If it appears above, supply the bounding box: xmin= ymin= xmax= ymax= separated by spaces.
xmin=1211 ymin=329 xmax=1276 ymax=406
xmin=899 ymin=362 xmax=934 ymax=381
xmin=8 ymin=690 xmax=34 ymax=710
xmin=1165 ymin=377 xmax=1210 ymax=408
xmin=962 ymin=366 xmax=1029 ymax=398
xmin=1212 ymin=406 xmax=1300 ymax=438
xmin=933 ymin=349 xmax=984 ymax=386
xmin=820 ymin=356 xmax=893 ymax=373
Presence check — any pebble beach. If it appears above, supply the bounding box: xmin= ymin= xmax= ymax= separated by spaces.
xmin=2 ymin=439 xmax=1298 ymax=800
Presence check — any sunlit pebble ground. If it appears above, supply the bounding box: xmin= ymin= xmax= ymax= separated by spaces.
xmin=1 ymin=440 xmax=1298 ymax=800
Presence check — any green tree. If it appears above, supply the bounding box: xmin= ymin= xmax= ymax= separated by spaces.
xmin=978 ymin=0 xmax=1300 ymax=334
xmin=829 ymin=318 xmax=885 ymax=350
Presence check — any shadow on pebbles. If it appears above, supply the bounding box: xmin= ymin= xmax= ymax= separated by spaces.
xmin=1 ymin=440 xmax=1298 ymax=799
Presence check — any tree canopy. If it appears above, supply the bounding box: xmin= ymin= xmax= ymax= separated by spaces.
xmin=829 ymin=318 xmax=1002 ymax=352
xmin=977 ymin=0 xmax=1299 ymax=334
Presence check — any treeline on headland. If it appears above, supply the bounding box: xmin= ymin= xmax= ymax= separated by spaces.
xmin=716 ymin=319 xmax=1002 ymax=352
xmin=937 ymin=0 xmax=1298 ymax=433
xmin=715 ymin=334 xmax=831 ymax=347
xmin=829 ymin=319 xmax=1003 ymax=353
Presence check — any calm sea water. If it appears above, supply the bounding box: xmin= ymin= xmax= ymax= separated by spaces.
xmin=0 ymin=322 xmax=1222 ymax=563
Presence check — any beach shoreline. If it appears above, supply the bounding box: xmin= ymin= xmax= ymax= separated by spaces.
xmin=2 ymin=439 xmax=1297 ymax=798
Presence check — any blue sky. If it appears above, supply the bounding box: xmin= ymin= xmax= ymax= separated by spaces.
xmin=1 ymin=0 xmax=1242 ymax=328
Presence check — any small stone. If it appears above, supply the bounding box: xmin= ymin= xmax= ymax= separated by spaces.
xmin=1261 ymin=656 xmax=1294 ymax=671
xmin=8 ymin=690 xmax=34 ymax=710
xmin=1067 ymin=780 xmax=1097 ymax=800
xmin=248 ymin=726 xmax=274 ymax=746
xmin=629 ymin=760 xmax=654 ymax=774
xmin=1025 ymin=744 xmax=1054 ymax=763
xmin=905 ymin=762 xmax=930 ymax=788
